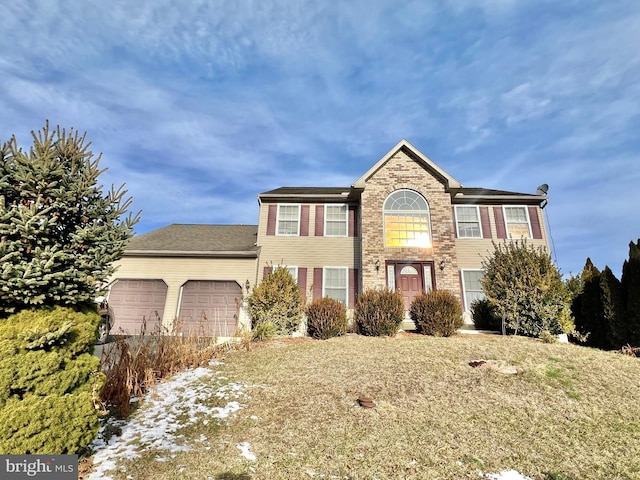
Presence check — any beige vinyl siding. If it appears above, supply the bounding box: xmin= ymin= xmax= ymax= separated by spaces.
xmin=257 ymin=201 xmax=360 ymax=303
xmin=257 ymin=201 xmax=360 ymax=267
xmin=109 ymin=256 xmax=256 ymax=332
xmin=454 ymin=205 xmax=550 ymax=269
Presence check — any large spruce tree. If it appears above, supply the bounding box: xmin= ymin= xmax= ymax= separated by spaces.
xmin=0 ymin=122 xmax=139 ymax=315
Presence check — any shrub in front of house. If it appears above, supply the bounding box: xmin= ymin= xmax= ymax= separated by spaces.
xmin=248 ymin=267 xmax=303 ymax=338
xmin=410 ymin=290 xmax=464 ymax=337
xmin=471 ymin=298 xmax=502 ymax=332
xmin=354 ymin=288 xmax=404 ymax=337
xmin=0 ymin=306 xmax=104 ymax=454
xmin=306 ymin=297 xmax=348 ymax=340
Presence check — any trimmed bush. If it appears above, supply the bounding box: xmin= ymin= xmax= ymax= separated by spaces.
xmin=471 ymin=298 xmax=502 ymax=332
xmin=410 ymin=290 xmax=463 ymax=337
xmin=354 ymin=289 xmax=404 ymax=337
xmin=248 ymin=267 xmax=303 ymax=337
xmin=306 ymin=297 xmax=348 ymax=340
xmin=0 ymin=305 xmax=104 ymax=454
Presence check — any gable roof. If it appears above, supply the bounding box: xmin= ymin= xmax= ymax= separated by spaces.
xmin=352 ymin=139 xmax=463 ymax=190
xmin=125 ymin=224 xmax=259 ymax=258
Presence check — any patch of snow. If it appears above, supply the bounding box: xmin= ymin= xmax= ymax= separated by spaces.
xmin=88 ymin=366 xmax=249 ymax=480
xmin=237 ymin=441 xmax=257 ymax=461
xmin=485 ymin=470 xmax=533 ymax=480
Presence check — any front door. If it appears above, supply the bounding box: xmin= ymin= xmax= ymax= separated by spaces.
xmin=398 ymin=264 xmax=423 ymax=311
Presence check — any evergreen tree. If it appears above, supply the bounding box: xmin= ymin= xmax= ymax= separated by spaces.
xmin=621 ymin=239 xmax=640 ymax=347
xmin=600 ymin=266 xmax=625 ymax=349
xmin=573 ymin=259 xmax=609 ymax=348
xmin=481 ymin=240 xmax=571 ymax=338
xmin=247 ymin=267 xmax=303 ymax=336
xmin=0 ymin=122 xmax=139 ymax=315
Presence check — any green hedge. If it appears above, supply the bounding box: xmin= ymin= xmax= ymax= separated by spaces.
xmin=0 ymin=306 xmax=104 ymax=454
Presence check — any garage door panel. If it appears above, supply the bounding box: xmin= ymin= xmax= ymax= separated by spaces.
xmin=178 ymin=280 xmax=241 ymax=337
xmin=109 ymin=279 xmax=167 ymax=335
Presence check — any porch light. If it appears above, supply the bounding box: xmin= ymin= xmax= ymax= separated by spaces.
xmin=375 ymin=259 xmax=381 ymax=272
xmin=245 ymin=279 xmax=251 ymax=292
xmin=439 ymin=260 xmax=445 ymax=271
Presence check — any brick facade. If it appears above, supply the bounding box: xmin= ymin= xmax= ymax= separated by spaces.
xmin=360 ymin=149 xmax=461 ymax=299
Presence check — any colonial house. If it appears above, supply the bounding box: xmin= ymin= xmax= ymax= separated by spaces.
xmin=106 ymin=139 xmax=549 ymax=338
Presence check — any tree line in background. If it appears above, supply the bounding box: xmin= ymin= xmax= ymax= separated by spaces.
xmin=474 ymin=239 xmax=640 ymax=351
xmin=571 ymin=240 xmax=640 ymax=350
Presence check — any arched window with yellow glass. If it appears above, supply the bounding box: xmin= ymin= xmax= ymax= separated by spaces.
xmin=383 ymin=189 xmax=432 ymax=248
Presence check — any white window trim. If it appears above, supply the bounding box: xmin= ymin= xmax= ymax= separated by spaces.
xmin=324 ymin=203 xmax=348 ymax=237
xmin=276 ymin=204 xmax=301 ymax=236
xmin=322 ymin=266 xmax=349 ymax=304
xmin=502 ymin=205 xmax=532 ymax=239
xmin=461 ymin=269 xmax=486 ymax=312
xmin=455 ymin=205 xmax=482 ymax=239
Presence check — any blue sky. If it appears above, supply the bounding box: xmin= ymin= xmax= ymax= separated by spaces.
xmin=1 ymin=0 xmax=639 ymax=278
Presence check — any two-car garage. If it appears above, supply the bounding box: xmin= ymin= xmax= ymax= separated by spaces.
xmin=108 ymin=279 xmax=243 ymax=338
xmin=106 ymin=224 xmax=260 ymax=339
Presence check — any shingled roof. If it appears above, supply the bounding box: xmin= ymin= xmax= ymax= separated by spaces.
xmin=125 ymin=224 xmax=259 ymax=257
xmin=452 ymin=187 xmax=547 ymax=205
xmin=258 ymin=186 xmax=359 ymax=202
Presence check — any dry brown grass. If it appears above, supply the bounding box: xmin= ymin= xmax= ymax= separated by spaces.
xmin=100 ymin=319 xmax=225 ymax=417
xmin=102 ymin=333 xmax=640 ymax=479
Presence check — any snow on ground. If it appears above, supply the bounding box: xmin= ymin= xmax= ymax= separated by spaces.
xmin=236 ymin=441 xmax=257 ymax=461
xmin=88 ymin=363 xmax=251 ymax=480
xmin=87 ymin=361 xmax=533 ymax=480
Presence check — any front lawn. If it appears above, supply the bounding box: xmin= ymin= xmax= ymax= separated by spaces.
xmin=91 ymin=333 xmax=640 ymax=479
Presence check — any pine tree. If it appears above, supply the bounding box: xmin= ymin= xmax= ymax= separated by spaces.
xmin=621 ymin=239 xmax=640 ymax=347
xmin=573 ymin=259 xmax=609 ymax=348
xmin=0 ymin=122 xmax=139 ymax=315
xmin=600 ymin=266 xmax=625 ymax=349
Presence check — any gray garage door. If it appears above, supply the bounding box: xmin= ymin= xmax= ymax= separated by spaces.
xmin=178 ymin=280 xmax=241 ymax=337
xmin=108 ymin=279 xmax=167 ymax=334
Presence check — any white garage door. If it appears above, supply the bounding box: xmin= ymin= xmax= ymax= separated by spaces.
xmin=178 ymin=280 xmax=241 ymax=337
xmin=108 ymin=279 xmax=167 ymax=334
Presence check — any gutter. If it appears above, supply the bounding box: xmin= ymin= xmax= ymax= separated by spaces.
xmin=124 ymin=250 xmax=259 ymax=258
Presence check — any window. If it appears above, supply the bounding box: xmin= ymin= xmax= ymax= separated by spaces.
xmin=383 ymin=190 xmax=431 ymax=248
xmin=323 ymin=267 xmax=348 ymax=305
xmin=462 ymin=270 xmax=485 ymax=311
xmin=325 ymin=204 xmax=348 ymax=236
xmin=277 ymin=205 xmax=300 ymax=235
xmin=504 ymin=206 xmax=531 ymax=239
xmin=455 ymin=206 xmax=481 ymax=238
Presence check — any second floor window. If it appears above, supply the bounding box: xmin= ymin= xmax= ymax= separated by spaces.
xmin=504 ymin=206 xmax=531 ymax=239
xmin=325 ymin=205 xmax=348 ymax=236
xmin=383 ymin=189 xmax=431 ymax=248
xmin=277 ymin=205 xmax=300 ymax=235
xmin=456 ymin=206 xmax=481 ymax=238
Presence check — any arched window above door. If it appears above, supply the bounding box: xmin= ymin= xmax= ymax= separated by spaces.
xmin=383 ymin=190 xmax=432 ymax=248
